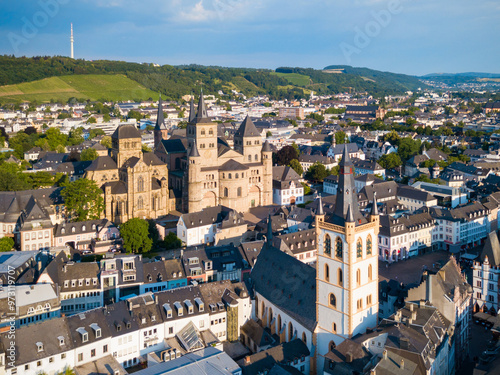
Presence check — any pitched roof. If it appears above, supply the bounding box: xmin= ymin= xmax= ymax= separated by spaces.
xmin=111 ymin=124 xmax=141 ymax=140
xmin=85 ymin=156 xmax=117 ymax=171
xmin=235 ymin=116 xmax=261 ymax=138
xmin=251 ymin=246 xmax=316 ymax=331
xmin=155 ymin=96 xmax=167 ymax=130
xmin=481 ymin=231 xmax=500 ymax=266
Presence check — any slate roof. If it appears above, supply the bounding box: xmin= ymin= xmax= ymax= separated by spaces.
xmin=480 ymin=231 xmax=500 ymax=266
xmin=273 ymin=166 xmax=301 ymax=190
xmin=241 ymin=319 xmax=275 ymax=348
xmin=160 ymin=138 xmax=188 ymax=154
xmin=111 ymin=124 xmax=141 ymax=139
xmin=219 ymin=159 xmax=249 ymax=171
xmin=86 ymin=156 xmax=117 ymax=171
xmin=251 ymin=245 xmax=317 ymax=331
xmin=180 ymin=206 xmax=244 ymax=230
xmin=235 ymin=116 xmax=261 ymax=138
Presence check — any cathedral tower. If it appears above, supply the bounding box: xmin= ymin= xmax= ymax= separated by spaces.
xmin=187 ymin=141 xmax=203 ymax=213
xmin=234 ymin=116 xmax=262 ymax=163
xmin=154 ymin=96 xmax=168 ymax=150
xmin=315 ymin=144 xmax=379 ymax=368
xmin=261 ymin=140 xmax=273 ymax=205
xmin=186 ymin=91 xmax=218 ymax=166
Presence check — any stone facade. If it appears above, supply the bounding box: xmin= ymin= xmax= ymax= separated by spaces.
xmin=85 ymin=124 xmax=169 ymax=224
xmin=155 ymin=94 xmax=272 ymax=213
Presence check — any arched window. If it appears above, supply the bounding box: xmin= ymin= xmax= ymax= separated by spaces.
xmin=237 ymin=187 xmax=242 ymax=197
xmin=332 ymin=323 xmax=337 ymax=333
xmin=325 ymin=264 xmax=329 ymax=282
xmin=288 ymin=322 xmax=294 ymax=342
xmin=235 ymin=173 xmax=239 ymax=179
xmin=356 ymin=269 xmax=361 ymax=286
xmin=302 ymin=332 xmax=307 ymax=345
xmin=137 ymin=176 xmax=144 ymax=192
xmin=338 ymin=269 xmax=343 ymax=287
xmin=278 ymin=315 xmax=282 ymax=331
xmin=138 ymin=196 xmax=144 ymax=210
xmin=357 ymin=238 xmax=363 ymax=258
xmin=248 ymin=155 xmax=251 ymax=161
xmin=201 ymin=129 xmax=205 ymax=135
xmin=329 ymin=293 xmax=336 ymax=308
xmin=324 ymin=235 xmax=331 ymax=256
xmin=368 ymin=264 xmax=373 ymax=280
xmin=367 ymin=235 xmax=372 ymax=255
xmin=228 ymin=173 xmax=232 ymax=179
xmin=335 ymin=237 xmax=343 ymax=259
xmin=255 ymin=154 xmax=258 ymax=161
xmin=224 ymin=187 xmax=229 ymax=197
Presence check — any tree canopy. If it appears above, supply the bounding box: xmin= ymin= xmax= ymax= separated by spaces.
xmin=121 ymin=218 xmax=153 ymax=254
xmin=61 ymin=179 xmax=104 ymax=222
xmin=275 ymin=145 xmax=299 ymax=166
xmin=0 ymin=237 xmax=14 ymax=252
xmin=80 ymin=148 xmax=98 ymax=161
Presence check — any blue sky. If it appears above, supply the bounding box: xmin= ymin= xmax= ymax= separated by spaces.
xmin=1 ymin=0 xmax=499 ymax=76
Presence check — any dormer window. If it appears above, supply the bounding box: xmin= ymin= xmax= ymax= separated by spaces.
xmin=163 ymin=303 xmax=173 ymax=318
xmin=90 ymin=323 xmax=101 ymax=338
xmin=184 ymin=300 xmax=194 ymax=314
xmin=174 ymin=301 xmax=183 ymax=316
xmin=115 ymin=322 xmax=122 ymax=331
xmin=77 ymin=328 xmax=89 ymax=343
xmin=217 ymin=302 xmax=224 ymax=311
xmin=36 ymin=342 xmax=44 ymax=352
xmin=195 ymin=297 xmax=204 ymax=312
xmin=72 ymin=227 xmax=76 ymax=233
xmin=61 ymin=228 xmax=65 ymax=234
xmin=82 ymin=225 xmax=86 ymax=232
xmin=126 ymin=321 xmax=131 ymax=329
xmin=58 ymin=336 xmax=65 ymax=346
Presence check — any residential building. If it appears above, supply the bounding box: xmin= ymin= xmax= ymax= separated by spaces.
xmin=272 ymin=166 xmax=304 ymax=205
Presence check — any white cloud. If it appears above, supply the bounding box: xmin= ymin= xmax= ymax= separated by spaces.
xmin=178 ymin=1 xmax=216 ymax=22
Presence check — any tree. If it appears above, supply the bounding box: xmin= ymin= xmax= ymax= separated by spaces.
xmin=101 ymin=136 xmax=112 ymax=149
xmin=383 ymin=130 xmax=400 ymax=145
xmin=103 ymin=113 xmax=111 ymax=122
xmin=89 ymin=128 xmax=105 ymax=139
xmin=121 ymin=218 xmax=153 ymax=253
xmin=335 ymin=131 xmax=348 ymax=145
xmin=142 ymin=144 xmax=152 ymax=153
xmin=24 ymin=126 xmax=37 ymax=135
xmin=61 ymin=179 xmax=104 ymax=222
xmin=378 ymin=153 xmax=402 ymax=170
xmin=25 ymin=172 xmax=54 ymax=189
xmin=80 ymin=148 xmax=98 ymax=161
xmin=266 ymin=131 xmax=272 ymax=138
xmin=68 ymin=127 xmax=84 ymax=145
xmin=148 ymin=219 xmax=160 ymax=246
xmin=164 ymin=231 xmax=182 ymax=250
xmin=301 ymin=182 xmax=311 ymax=195
xmin=289 ymin=159 xmax=304 ymax=176
xmin=0 ymin=163 xmax=29 ymax=191
xmin=86 ymin=116 xmax=97 ymax=124
xmin=444 ymin=106 xmax=455 ymax=116
xmin=0 ymin=237 xmax=14 ymax=252
xmin=44 ymin=127 xmax=68 ymax=150
xmin=305 ymin=162 xmax=330 ymax=182
xmin=275 ymin=145 xmax=299 ymax=166
xmin=397 ymin=137 xmax=421 ymax=162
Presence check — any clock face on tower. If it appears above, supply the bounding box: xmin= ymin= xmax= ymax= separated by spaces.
xmin=341 ymin=166 xmax=352 ymax=174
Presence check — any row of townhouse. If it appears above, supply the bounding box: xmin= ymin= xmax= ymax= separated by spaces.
xmin=38 ymin=252 xmax=188 ymax=315
xmin=377 ymin=201 xmax=497 ymax=263
xmin=0 ymin=280 xmax=251 ymax=375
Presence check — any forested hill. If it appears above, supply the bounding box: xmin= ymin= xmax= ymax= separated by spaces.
xmin=0 ymin=55 xmax=426 ymax=102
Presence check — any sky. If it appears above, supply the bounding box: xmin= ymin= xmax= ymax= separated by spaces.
xmin=1 ymin=0 xmax=499 ymax=76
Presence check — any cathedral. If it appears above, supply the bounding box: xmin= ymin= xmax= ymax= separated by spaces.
xmin=154 ymin=93 xmax=273 ymax=213
xmin=85 ymin=124 xmax=169 ymax=224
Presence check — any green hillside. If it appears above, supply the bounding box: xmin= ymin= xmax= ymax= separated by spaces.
xmin=272 ymin=72 xmax=311 ymax=86
xmin=0 ymin=74 xmax=158 ymax=102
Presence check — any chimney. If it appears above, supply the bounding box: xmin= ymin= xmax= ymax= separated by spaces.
xmin=409 ymin=303 xmax=414 ymax=312
xmin=346 ymin=352 xmax=353 ymax=363
xmin=383 ymin=350 xmax=387 ymax=360
xmin=419 ymin=299 xmax=425 ymax=308
xmin=400 ymin=359 xmax=404 ymax=369
xmin=400 ymin=338 xmax=410 ymax=350
xmin=411 ymin=311 xmax=417 ymax=321
xmin=244 ymin=356 xmax=251 ymax=364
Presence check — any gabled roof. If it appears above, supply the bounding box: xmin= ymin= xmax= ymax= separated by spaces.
xmin=235 ymin=116 xmax=261 ymax=138
xmin=219 ymin=159 xmax=249 ymax=171
xmin=481 ymin=231 xmax=500 ymax=266
xmin=155 ymin=96 xmax=167 ymax=130
xmin=251 ymin=245 xmax=316 ymax=331
xmin=86 ymin=156 xmax=117 ymax=171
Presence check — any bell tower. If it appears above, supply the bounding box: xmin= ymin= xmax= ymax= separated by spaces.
xmin=315 ymin=144 xmax=379 ymax=369
xmin=186 ymin=91 xmax=218 ymax=166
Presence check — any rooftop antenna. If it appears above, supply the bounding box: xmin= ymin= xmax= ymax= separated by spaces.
xmin=70 ymin=23 xmax=74 ymax=59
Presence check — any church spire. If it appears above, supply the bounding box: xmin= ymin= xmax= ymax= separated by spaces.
xmin=188 ymin=94 xmax=196 ymax=123
xmin=333 ymin=144 xmax=364 ymax=225
xmin=189 ymin=140 xmax=200 ymax=157
xmin=194 ymin=89 xmax=210 ymax=123
xmin=346 ymin=204 xmax=354 ymax=223
xmin=317 ymin=194 xmax=324 ymax=216
xmin=266 ymin=213 xmax=273 ymax=244
xmin=155 ymin=95 xmax=165 ymax=130
xmin=370 ymin=193 xmax=379 ymax=216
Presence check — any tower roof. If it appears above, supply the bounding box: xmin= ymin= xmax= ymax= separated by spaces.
xmin=370 ymin=193 xmax=379 ymax=216
xmin=331 ymin=144 xmax=365 ymax=226
xmin=111 ymin=124 xmax=141 ymax=140
xmin=481 ymin=231 xmax=500 ymax=266
xmin=317 ymin=195 xmax=324 ymax=216
xmin=188 ymin=95 xmax=196 ymax=123
xmin=235 ymin=116 xmax=261 ymax=138
xmin=155 ymin=95 xmax=167 ymax=130
xmin=262 ymin=140 xmax=272 ymax=152
xmin=266 ymin=213 xmax=273 ymax=243
xmin=188 ymin=140 xmax=200 ymax=158
xmin=192 ymin=90 xmax=210 ymax=124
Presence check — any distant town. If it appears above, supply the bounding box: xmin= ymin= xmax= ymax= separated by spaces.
xmin=1 ymin=85 xmax=500 ymax=375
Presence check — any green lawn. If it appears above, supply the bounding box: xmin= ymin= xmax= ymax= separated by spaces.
xmin=0 ymin=74 xmax=158 ymax=103
xmin=272 ymin=72 xmax=311 ymax=86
